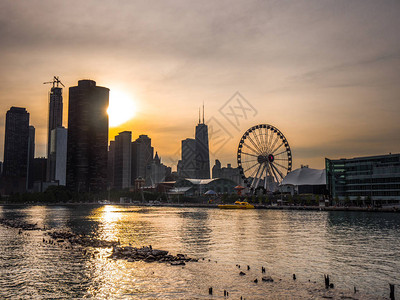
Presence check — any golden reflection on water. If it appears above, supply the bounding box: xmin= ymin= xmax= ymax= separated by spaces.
xmin=25 ymin=205 xmax=47 ymax=228
xmin=86 ymin=206 xmax=122 ymax=298
xmin=93 ymin=205 xmax=121 ymax=242
xmin=84 ymin=205 xmax=164 ymax=298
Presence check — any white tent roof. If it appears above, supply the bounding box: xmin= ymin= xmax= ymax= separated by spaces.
xmin=184 ymin=178 xmax=216 ymax=185
xmin=281 ymin=167 xmax=326 ymax=186
xmin=168 ymin=187 xmax=192 ymax=195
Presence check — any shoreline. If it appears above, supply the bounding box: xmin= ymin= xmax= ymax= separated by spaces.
xmin=1 ymin=202 xmax=399 ymax=212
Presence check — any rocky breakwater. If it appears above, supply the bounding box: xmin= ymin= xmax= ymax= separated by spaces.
xmin=46 ymin=230 xmax=119 ymax=248
xmin=109 ymin=245 xmax=198 ymax=265
xmin=0 ymin=218 xmax=40 ymax=230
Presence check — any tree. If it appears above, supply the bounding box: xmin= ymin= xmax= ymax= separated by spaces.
xmin=306 ymin=194 xmax=312 ymax=206
xmin=345 ymin=195 xmax=351 ymax=206
xmin=44 ymin=185 xmax=70 ymax=203
xmin=315 ymin=194 xmax=320 ymax=206
xmin=287 ymin=194 xmax=293 ymax=205
xmin=334 ymin=195 xmax=339 ymax=206
xmin=230 ymin=193 xmax=239 ymax=202
xmin=366 ymin=195 xmax=372 ymax=206
xmin=221 ymin=193 xmax=228 ymax=204
xmin=356 ymin=196 xmax=361 ymax=207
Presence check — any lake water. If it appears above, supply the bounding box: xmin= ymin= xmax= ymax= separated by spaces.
xmin=0 ymin=205 xmax=399 ymax=299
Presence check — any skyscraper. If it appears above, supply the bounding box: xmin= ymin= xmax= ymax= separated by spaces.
xmin=107 ymin=140 xmax=115 ymax=188
xmin=178 ymin=138 xmax=196 ymax=178
xmin=27 ymin=125 xmax=35 ymax=189
xmin=3 ymin=107 xmax=30 ymax=193
xmin=32 ymin=157 xmax=47 ymax=192
xmin=66 ymin=80 xmax=109 ymax=192
xmin=178 ymin=106 xmax=210 ymax=179
xmin=131 ymin=135 xmax=153 ymax=183
xmin=145 ymin=152 xmax=171 ymax=186
xmin=195 ymin=106 xmax=210 ymax=179
xmin=46 ymin=82 xmax=63 ymax=181
xmin=212 ymin=159 xmax=222 ymax=178
xmin=49 ymin=127 xmax=67 ymax=185
xmin=113 ymin=131 xmax=132 ymax=189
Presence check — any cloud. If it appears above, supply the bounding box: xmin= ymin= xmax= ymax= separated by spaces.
xmin=294 ymin=128 xmax=400 ymax=161
xmin=288 ymin=51 xmax=400 ymax=87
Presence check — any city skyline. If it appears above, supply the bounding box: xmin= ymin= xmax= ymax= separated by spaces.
xmin=1 ymin=1 xmax=400 ymax=170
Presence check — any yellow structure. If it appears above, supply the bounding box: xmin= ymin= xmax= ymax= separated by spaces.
xmin=218 ymin=201 xmax=255 ymax=209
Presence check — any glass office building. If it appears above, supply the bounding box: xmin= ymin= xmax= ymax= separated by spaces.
xmin=326 ymin=153 xmax=400 ymax=204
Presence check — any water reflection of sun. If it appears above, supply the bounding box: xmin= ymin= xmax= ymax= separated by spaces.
xmin=96 ymin=205 xmax=121 ymax=242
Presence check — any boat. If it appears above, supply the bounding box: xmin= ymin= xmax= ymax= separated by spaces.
xmin=218 ymin=201 xmax=255 ymax=209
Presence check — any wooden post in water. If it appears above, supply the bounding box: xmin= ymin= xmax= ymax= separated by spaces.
xmin=324 ymin=274 xmax=330 ymax=288
xmin=389 ymin=284 xmax=395 ymax=300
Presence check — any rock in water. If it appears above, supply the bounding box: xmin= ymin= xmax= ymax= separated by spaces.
xmin=262 ymin=276 xmax=274 ymax=282
xmin=152 ymin=250 xmax=168 ymax=256
xmin=171 ymin=261 xmax=186 ymax=266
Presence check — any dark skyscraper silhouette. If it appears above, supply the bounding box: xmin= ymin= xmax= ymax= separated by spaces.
xmin=177 ymin=106 xmax=210 ymax=179
xmin=131 ymin=135 xmax=154 ymax=183
xmin=45 ymin=77 xmax=64 ymax=181
xmin=113 ymin=131 xmax=132 ymax=190
xmin=3 ymin=107 xmax=30 ymax=193
xmin=108 ymin=140 xmax=115 ymax=188
xmin=178 ymin=138 xmax=196 ymax=178
xmin=48 ymin=126 xmax=67 ymax=185
xmin=27 ymin=125 xmax=35 ymax=189
xmin=195 ymin=106 xmax=210 ymax=179
xmin=66 ymin=80 xmax=109 ymax=192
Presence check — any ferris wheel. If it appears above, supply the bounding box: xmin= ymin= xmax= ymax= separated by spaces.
xmin=237 ymin=124 xmax=292 ymax=194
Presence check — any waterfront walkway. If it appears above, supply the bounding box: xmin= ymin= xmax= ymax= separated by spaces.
xmin=1 ymin=202 xmax=399 ymax=212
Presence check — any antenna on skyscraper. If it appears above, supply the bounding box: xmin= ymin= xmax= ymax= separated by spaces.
xmin=202 ymin=102 xmax=205 ymax=124
xmin=199 ymin=107 xmax=201 ymax=124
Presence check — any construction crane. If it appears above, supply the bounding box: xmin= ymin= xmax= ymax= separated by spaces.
xmin=43 ymin=76 xmax=65 ymax=88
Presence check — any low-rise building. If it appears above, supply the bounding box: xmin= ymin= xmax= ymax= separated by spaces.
xmin=326 ymin=153 xmax=400 ymax=204
xmin=280 ymin=166 xmax=327 ymax=195
xmin=212 ymin=159 xmax=244 ymax=186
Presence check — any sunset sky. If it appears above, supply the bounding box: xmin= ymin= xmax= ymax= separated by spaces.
xmin=1 ymin=0 xmax=399 ymax=171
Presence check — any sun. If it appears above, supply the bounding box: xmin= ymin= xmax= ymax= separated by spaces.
xmin=107 ymin=90 xmax=136 ymax=127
